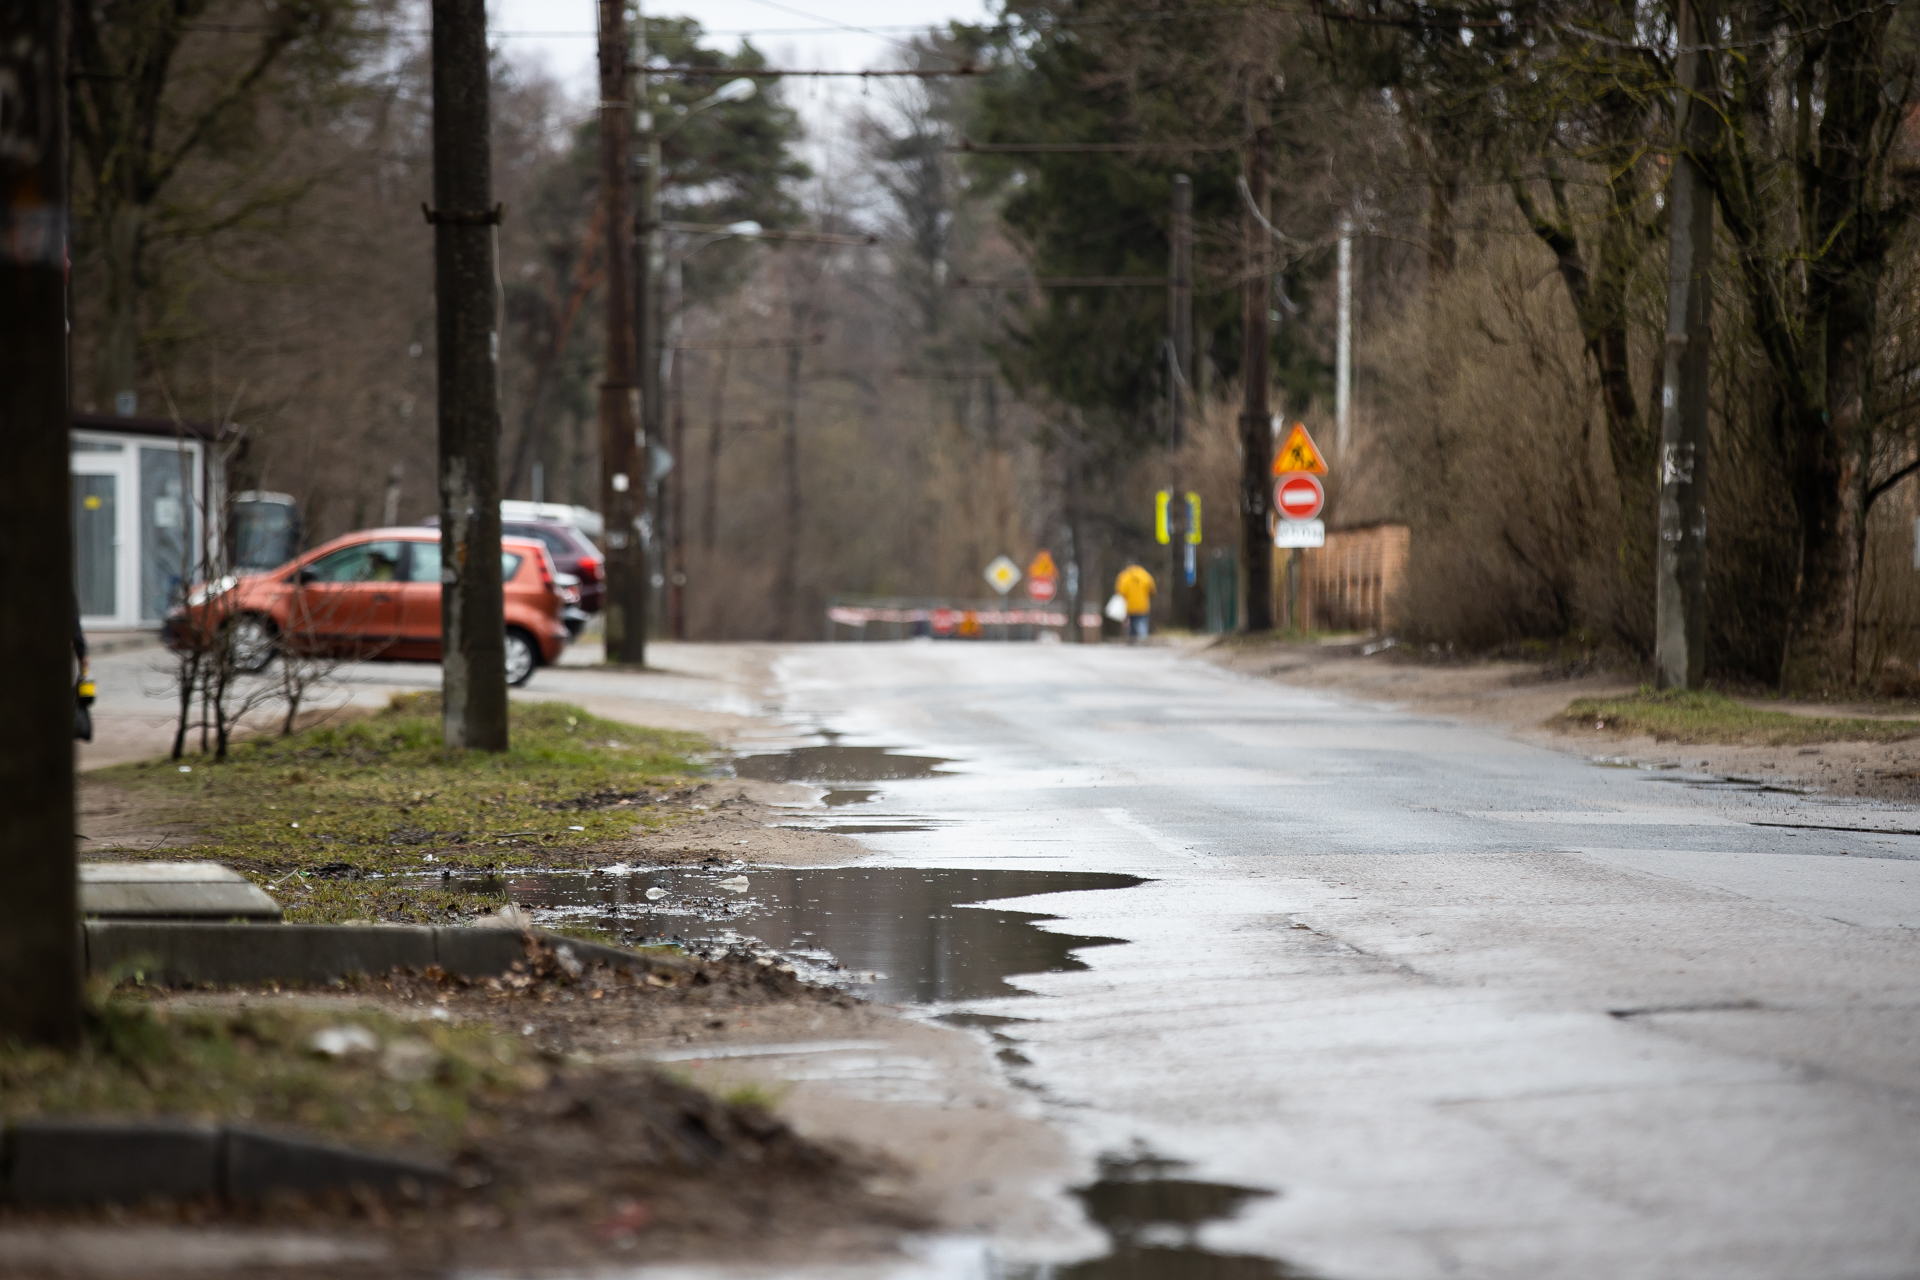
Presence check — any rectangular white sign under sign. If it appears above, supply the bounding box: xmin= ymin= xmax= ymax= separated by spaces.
xmin=1274 ymin=518 xmax=1325 ymax=548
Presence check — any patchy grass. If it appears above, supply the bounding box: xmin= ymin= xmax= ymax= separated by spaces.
xmin=0 ymin=990 xmax=542 ymax=1156
xmin=94 ymin=693 xmax=709 ymax=923
xmin=1562 ymin=688 xmax=1920 ymax=746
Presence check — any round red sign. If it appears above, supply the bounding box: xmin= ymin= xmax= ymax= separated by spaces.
xmin=1027 ymin=575 xmax=1057 ymax=602
xmin=1273 ymin=473 xmax=1325 ymax=521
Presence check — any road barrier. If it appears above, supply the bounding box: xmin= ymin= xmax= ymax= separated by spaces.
xmin=825 ymin=596 xmax=1102 ymax=641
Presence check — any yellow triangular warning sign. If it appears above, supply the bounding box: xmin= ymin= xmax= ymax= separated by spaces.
xmin=1272 ymin=422 xmax=1328 ymax=476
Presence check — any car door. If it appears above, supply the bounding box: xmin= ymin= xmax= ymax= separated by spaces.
xmin=287 ymin=540 xmax=405 ymax=656
xmin=396 ymin=539 xmax=444 ymax=658
xmin=396 ymin=540 xmax=532 ymax=659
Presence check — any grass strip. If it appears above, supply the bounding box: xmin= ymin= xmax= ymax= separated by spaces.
xmin=0 ymin=991 xmax=541 ymax=1156
xmin=1562 ymin=688 xmax=1920 ymax=746
xmin=94 ymin=693 xmax=708 ymax=924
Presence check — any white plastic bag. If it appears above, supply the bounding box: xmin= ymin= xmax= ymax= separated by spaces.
xmin=1104 ymin=593 xmax=1129 ymax=622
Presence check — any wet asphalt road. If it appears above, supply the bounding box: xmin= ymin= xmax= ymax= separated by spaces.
xmin=749 ymin=641 xmax=1920 ymax=1280
xmin=89 ymin=637 xmax=1920 ymax=1277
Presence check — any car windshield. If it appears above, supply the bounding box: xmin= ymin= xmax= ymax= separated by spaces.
xmin=303 ymin=541 xmax=403 ymax=583
xmin=406 ymin=540 xmax=522 ymax=583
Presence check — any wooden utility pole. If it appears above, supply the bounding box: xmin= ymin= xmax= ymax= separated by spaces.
xmin=1239 ymin=121 xmax=1275 ymax=632
xmin=430 ymin=0 xmax=507 ymax=751
xmin=1656 ymin=0 xmax=1715 ymax=690
xmin=634 ymin=5 xmax=662 ymax=653
xmin=598 ymin=0 xmax=647 ymax=664
xmin=1168 ymin=174 xmax=1197 ymax=630
xmin=1170 ymin=174 xmax=1193 ymax=450
xmin=0 ymin=0 xmax=81 ymax=1048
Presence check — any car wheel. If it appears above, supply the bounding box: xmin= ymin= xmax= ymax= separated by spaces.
xmin=227 ymin=614 xmax=277 ymax=673
xmin=504 ymin=628 xmax=538 ymax=687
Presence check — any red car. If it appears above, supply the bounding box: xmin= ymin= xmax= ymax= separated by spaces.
xmin=164 ymin=528 xmax=567 ymax=686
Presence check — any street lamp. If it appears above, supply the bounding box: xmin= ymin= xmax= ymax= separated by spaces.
xmin=658 ymin=77 xmax=755 ymax=142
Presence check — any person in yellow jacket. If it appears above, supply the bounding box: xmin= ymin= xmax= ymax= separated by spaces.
xmin=1115 ymin=563 xmax=1156 ymax=642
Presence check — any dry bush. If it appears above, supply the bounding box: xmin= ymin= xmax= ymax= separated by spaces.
xmin=1361 ymin=225 xmax=1623 ymax=649
xmin=1853 ymin=496 xmax=1920 ymax=694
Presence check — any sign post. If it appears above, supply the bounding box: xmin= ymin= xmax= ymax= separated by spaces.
xmin=1271 ymin=423 xmax=1330 ymax=629
xmin=1026 ymin=551 xmax=1059 ymax=603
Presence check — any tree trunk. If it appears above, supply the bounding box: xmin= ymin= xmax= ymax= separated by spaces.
xmin=0 ymin=0 xmax=81 ymax=1049
xmin=431 ymin=0 xmax=508 ymax=751
xmin=97 ymin=205 xmax=142 ymax=412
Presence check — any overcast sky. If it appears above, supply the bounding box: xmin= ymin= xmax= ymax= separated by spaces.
xmin=489 ymin=0 xmax=997 ymax=90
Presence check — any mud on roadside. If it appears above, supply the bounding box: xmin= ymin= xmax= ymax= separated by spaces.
xmin=3 ymin=947 xmax=932 ymax=1279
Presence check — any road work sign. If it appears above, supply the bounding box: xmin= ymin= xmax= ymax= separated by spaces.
xmin=984 ymin=555 xmax=1021 ymax=595
xmin=1273 ymin=422 xmax=1328 ymax=476
xmin=1026 ymin=551 xmax=1059 ymax=602
xmin=1274 ymin=473 xmax=1325 ymax=522
xmin=1274 ymin=518 xmax=1326 ymax=548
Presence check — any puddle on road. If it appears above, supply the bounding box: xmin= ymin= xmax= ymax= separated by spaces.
xmin=801 ymin=822 xmax=937 ymax=835
xmin=822 ymin=787 xmax=878 ymax=807
xmin=998 ymin=1153 xmax=1304 ymax=1279
xmin=731 ymin=744 xmax=951 ymax=783
xmin=495 ymin=866 xmax=1141 ymax=1004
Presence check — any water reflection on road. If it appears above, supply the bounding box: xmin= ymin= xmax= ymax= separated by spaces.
xmin=502 ymin=866 xmax=1142 ymax=1005
xmin=994 ymin=1154 xmax=1308 ymax=1280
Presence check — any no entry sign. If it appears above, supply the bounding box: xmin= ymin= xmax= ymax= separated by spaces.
xmin=1274 ymin=473 xmax=1325 ymax=522
xmin=1026 ymin=550 xmax=1059 ymax=602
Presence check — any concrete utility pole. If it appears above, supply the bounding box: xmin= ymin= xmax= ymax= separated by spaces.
xmin=1336 ymin=216 xmax=1353 ymax=457
xmin=0 ymin=0 xmax=80 ymax=1049
xmin=777 ymin=302 xmax=807 ymax=636
xmin=668 ymin=349 xmax=686 ymax=638
xmin=1656 ymin=0 xmax=1715 ymax=690
xmin=430 ymin=0 xmax=508 ymax=751
xmin=597 ymin=0 xmax=647 ymax=664
xmin=1239 ymin=120 xmax=1275 ymax=632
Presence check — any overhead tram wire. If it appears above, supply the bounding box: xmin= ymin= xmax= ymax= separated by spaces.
xmin=173 ymin=3 xmax=1512 ymax=40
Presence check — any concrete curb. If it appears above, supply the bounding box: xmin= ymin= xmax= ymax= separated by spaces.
xmin=3 ymin=1119 xmax=446 ymax=1205
xmin=84 ymin=921 xmax=692 ymax=987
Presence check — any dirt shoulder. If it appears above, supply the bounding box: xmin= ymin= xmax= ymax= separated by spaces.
xmin=57 ymin=672 xmax=1073 ymax=1272
xmin=1203 ymin=636 xmax=1920 ymax=805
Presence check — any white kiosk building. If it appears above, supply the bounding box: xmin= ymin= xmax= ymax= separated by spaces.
xmin=70 ymin=413 xmax=239 ymax=632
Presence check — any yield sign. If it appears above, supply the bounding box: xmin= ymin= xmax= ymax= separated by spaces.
xmin=1273 ymin=422 xmax=1328 ymax=476
xmin=1274 ymin=472 xmax=1325 ymax=521
xmin=984 ymin=555 xmax=1022 ymax=595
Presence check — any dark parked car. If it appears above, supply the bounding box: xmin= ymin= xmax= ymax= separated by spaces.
xmin=421 ymin=513 xmax=603 ymax=614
